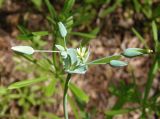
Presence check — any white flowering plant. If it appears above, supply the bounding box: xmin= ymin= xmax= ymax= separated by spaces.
xmin=10 ymin=21 xmax=153 ymax=119
xmin=8 ymin=0 xmax=158 ymax=119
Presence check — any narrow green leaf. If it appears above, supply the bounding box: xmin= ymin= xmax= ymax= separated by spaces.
xmin=99 ymin=5 xmax=116 ymax=17
xmin=42 ymin=112 xmax=62 ymax=119
xmin=132 ymin=0 xmax=141 ymax=12
xmin=105 ymin=108 xmax=133 ymax=116
xmin=69 ymin=83 xmax=89 ymax=103
xmin=8 ymin=77 xmax=46 ymax=89
xmin=17 ymin=34 xmax=33 ymax=40
xmin=44 ymin=0 xmax=57 ymax=20
xmin=110 ymin=60 xmax=128 ymax=67
xmin=11 ymin=46 xmax=34 ymax=55
xmin=58 ymin=22 xmax=67 ymax=37
xmin=88 ymin=55 xmax=121 ymax=65
xmin=32 ymin=31 xmax=49 ymax=36
xmin=99 ymin=0 xmax=123 ymax=18
xmin=152 ymin=21 xmax=160 ymax=52
xmin=70 ymin=32 xmax=96 ymax=39
xmin=17 ymin=25 xmax=30 ymax=34
xmin=152 ymin=21 xmax=158 ymax=43
xmin=153 ymin=4 xmax=160 ymax=18
xmin=44 ymin=78 xmax=57 ymax=97
xmin=66 ymin=16 xmax=74 ymax=29
xmin=142 ymin=56 xmax=159 ymax=116
xmin=47 ymin=16 xmax=56 ymax=25
xmin=68 ymin=96 xmax=81 ymax=119
xmin=132 ymin=28 xmax=149 ymax=49
xmin=62 ymin=0 xmax=75 ymax=14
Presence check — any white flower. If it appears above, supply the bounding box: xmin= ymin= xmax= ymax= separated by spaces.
xmin=76 ymin=47 xmax=90 ymax=62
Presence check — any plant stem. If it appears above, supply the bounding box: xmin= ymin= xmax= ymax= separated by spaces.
xmin=64 ymin=37 xmax=67 ymax=50
xmin=34 ymin=50 xmax=60 ymax=53
xmin=141 ymin=55 xmax=158 ymax=117
xmin=63 ymin=74 xmax=72 ymax=119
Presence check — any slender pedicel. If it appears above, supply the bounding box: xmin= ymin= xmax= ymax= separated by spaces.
xmin=34 ymin=50 xmax=60 ymax=53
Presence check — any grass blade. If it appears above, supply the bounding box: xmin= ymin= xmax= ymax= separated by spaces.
xmin=132 ymin=28 xmax=149 ymax=49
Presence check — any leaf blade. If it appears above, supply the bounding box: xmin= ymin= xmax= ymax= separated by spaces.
xmin=8 ymin=77 xmax=46 ymax=89
xmin=44 ymin=78 xmax=57 ymax=97
xmin=32 ymin=31 xmax=49 ymax=36
xmin=69 ymin=83 xmax=89 ymax=103
xmin=105 ymin=108 xmax=134 ymax=116
xmin=11 ymin=46 xmax=35 ymax=55
xmin=62 ymin=0 xmax=75 ymax=14
xmin=88 ymin=55 xmax=121 ymax=65
xmin=58 ymin=22 xmax=67 ymax=38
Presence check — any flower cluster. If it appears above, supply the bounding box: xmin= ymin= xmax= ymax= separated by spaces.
xmin=76 ymin=47 xmax=90 ymax=63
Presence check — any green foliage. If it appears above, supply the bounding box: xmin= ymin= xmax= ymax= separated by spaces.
xmin=132 ymin=0 xmax=160 ymax=20
xmin=140 ymin=21 xmax=160 ymax=118
xmin=44 ymin=78 xmax=58 ymax=97
xmin=132 ymin=0 xmax=152 ymax=18
xmin=31 ymin=0 xmax=42 ymax=10
xmin=62 ymin=0 xmax=75 ymax=16
xmin=0 ymin=85 xmax=54 ymax=118
xmin=99 ymin=0 xmax=124 ymax=18
xmin=41 ymin=112 xmax=62 ymax=119
xmin=0 ymin=0 xmax=4 ymax=8
xmin=8 ymin=77 xmax=47 ymax=89
xmin=88 ymin=55 xmax=121 ymax=65
xmin=152 ymin=4 xmax=160 ymax=18
xmin=17 ymin=28 xmax=48 ymax=48
xmin=105 ymin=108 xmax=134 ymax=116
xmin=152 ymin=21 xmax=160 ymax=52
xmin=106 ymin=80 xmax=141 ymax=118
xmin=69 ymin=83 xmax=89 ymax=103
xmin=32 ymin=31 xmax=49 ymax=36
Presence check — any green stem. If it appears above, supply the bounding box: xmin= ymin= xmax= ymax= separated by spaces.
xmin=63 ymin=74 xmax=72 ymax=119
xmin=34 ymin=50 xmax=60 ymax=53
xmin=64 ymin=37 xmax=67 ymax=49
xmin=141 ymin=55 xmax=158 ymax=118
